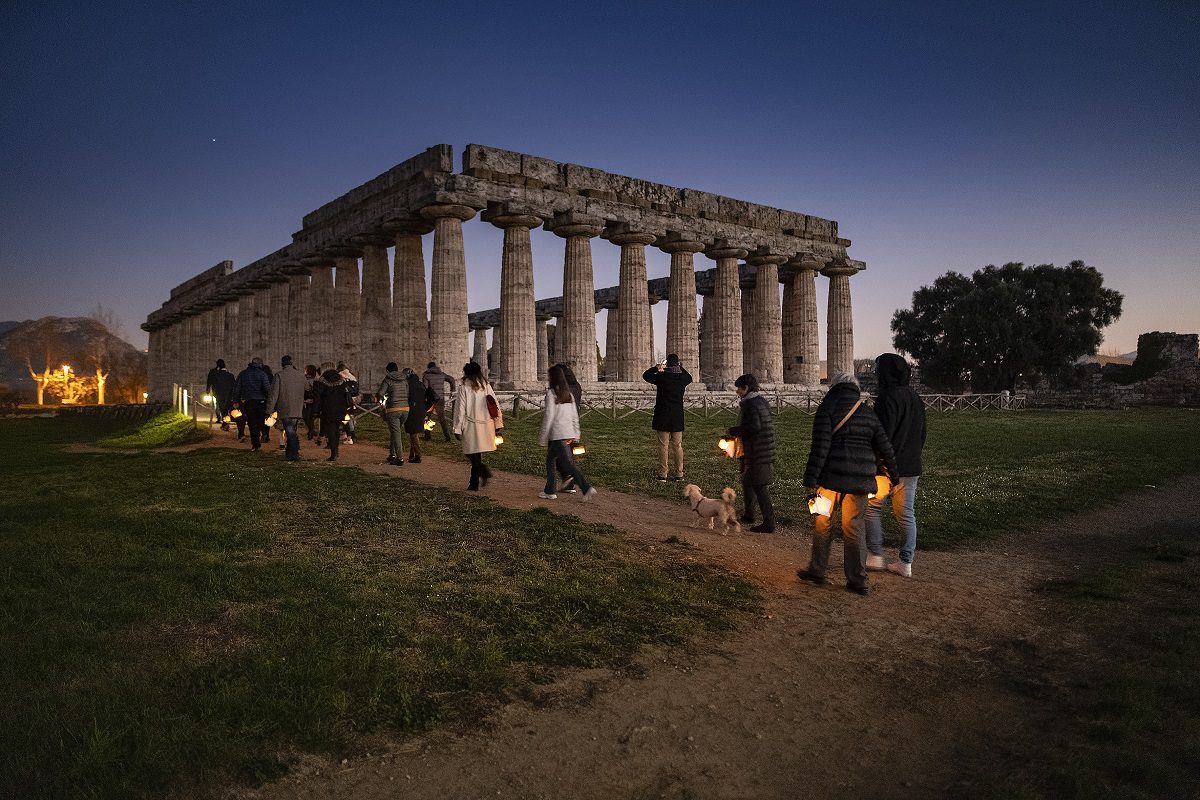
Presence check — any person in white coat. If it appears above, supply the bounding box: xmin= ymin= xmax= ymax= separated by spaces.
xmin=538 ymin=365 xmax=597 ymax=501
xmin=452 ymin=361 xmax=504 ymax=491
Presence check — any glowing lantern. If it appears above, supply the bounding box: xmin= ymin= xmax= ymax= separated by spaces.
xmin=203 ymin=393 xmax=215 ymax=404
xmin=423 ymin=418 xmax=436 ymax=431
xmin=266 ymin=411 xmax=278 ymax=425
xmin=717 ymin=436 xmax=732 ymax=452
xmin=571 ymin=442 xmax=586 ymax=456
xmin=868 ymin=475 xmax=891 ymax=500
xmin=221 ymin=414 xmax=232 ymax=423
xmin=342 ymin=412 xmax=351 ymax=423
xmin=717 ymin=436 xmax=741 ymax=459
xmin=494 ymin=434 xmax=505 ymax=446
xmin=808 ymin=490 xmax=833 ymax=517
xmin=230 ymin=408 xmax=243 ymax=419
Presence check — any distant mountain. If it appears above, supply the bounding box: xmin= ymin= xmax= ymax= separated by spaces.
xmin=0 ymin=316 xmax=146 ymax=402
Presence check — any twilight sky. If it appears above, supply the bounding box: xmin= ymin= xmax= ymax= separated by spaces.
xmin=1 ymin=1 xmax=1197 ymax=359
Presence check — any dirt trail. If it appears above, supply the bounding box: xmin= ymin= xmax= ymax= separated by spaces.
xmin=176 ymin=429 xmax=1199 ymax=800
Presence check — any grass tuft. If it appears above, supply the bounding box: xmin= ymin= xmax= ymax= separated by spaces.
xmin=95 ymin=411 xmax=210 ymax=448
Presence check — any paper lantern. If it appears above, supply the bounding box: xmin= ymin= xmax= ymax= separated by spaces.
xmin=494 ymin=434 xmax=505 ymax=446
xmin=342 ymin=412 xmax=351 ymax=423
xmin=571 ymin=442 xmax=586 ymax=456
xmin=808 ymin=492 xmax=833 ymax=517
xmin=868 ymin=475 xmax=891 ymax=500
xmin=202 ymin=393 xmax=214 ymax=404
xmin=423 ymin=418 xmax=436 ymax=431
xmin=221 ymin=414 xmax=231 ymax=423
xmin=266 ymin=412 xmax=278 ymax=425
xmin=230 ymin=408 xmax=243 ymax=419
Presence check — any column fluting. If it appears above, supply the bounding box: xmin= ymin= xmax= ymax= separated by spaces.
xmin=660 ymin=235 xmax=704 ymax=376
xmin=472 ymin=328 xmax=489 ymax=377
xmin=420 ymin=204 xmax=477 ymax=374
xmin=333 ymin=255 xmax=361 ymax=371
xmin=386 ymin=221 xmax=434 ymax=374
xmin=356 ymin=238 xmax=393 ymax=390
xmin=486 ymin=211 xmax=542 ymax=388
xmin=823 ymin=258 xmax=857 ymax=380
xmin=304 ymin=260 xmax=335 ymax=367
xmin=549 ymin=215 xmax=603 ymax=382
xmin=609 ymin=229 xmax=656 ymax=381
xmin=704 ymin=243 xmax=748 ymax=388
xmin=748 ymin=250 xmax=787 ymax=384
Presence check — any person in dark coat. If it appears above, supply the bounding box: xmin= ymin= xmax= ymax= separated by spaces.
xmin=554 ymin=362 xmax=584 ymax=492
xmin=316 ymin=369 xmax=352 ymax=461
xmin=402 ymin=368 xmax=427 ymax=463
xmin=727 ymin=373 xmax=776 ymax=533
xmin=642 ymin=353 xmax=692 ymax=482
xmin=421 ymin=361 xmax=455 ymax=442
xmin=864 ymin=353 xmax=927 ymax=578
xmin=205 ymin=359 xmax=236 ymax=430
xmin=797 ymin=372 xmax=899 ymax=596
xmin=302 ymin=365 xmax=318 ymax=440
xmin=377 ymin=362 xmax=410 ymax=465
xmin=232 ymin=357 xmax=272 ymax=451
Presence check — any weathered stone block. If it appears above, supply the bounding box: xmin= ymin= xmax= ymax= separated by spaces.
xmin=463 ymin=144 xmax=522 ymax=177
xmin=521 ymin=154 xmax=563 ymax=186
xmin=680 ymin=188 xmax=720 ymax=215
xmin=744 ymin=202 xmax=782 ymax=230
xmin=806 ymin=216 xmax=833 ymax=238
xmin=564 ymin=163 xmax=613 ymax=192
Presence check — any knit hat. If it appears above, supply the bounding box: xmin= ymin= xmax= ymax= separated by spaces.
xmin=828 ymin=371 xmax=860 ymax=388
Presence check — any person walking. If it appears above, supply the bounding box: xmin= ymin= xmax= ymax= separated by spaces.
xmin=232 ymin=357 xmax=272 ymax=451
xmin=403 ymin=367 xmax=426 ymax=463
xmin=797 ymin=372 xmax=899 ymax=596
xmin=727 ymin=373 xmax=776 ymax=533
xmin=377 ymin=362 xmax=410 ymax=466
xmin=266 ymin=355 xmax=306 ymax=462
xmin=553 ymin=362 xmax=584 ymax=493
xmin=259 ymin=362 xmax=274 ymax=444
xmin=422 ymin=361 xmax=456 ymax=441
xmin=302 ymin=364 xmax=318 ymax=440
xmin=865 ymin=353 xmax=927 ymax=578
xmin=205 ymin=359 xmax=236 ymax=430
xmin=336 ymin=362 xmax=360 ymax=445
xmin=316 ymin=368 xmax=352 ymax=462
xmin=642 ymin=353 xmax=692 ymax=482
xmin=452 ymin=361 xmax=502 ymax=491
xmin=538 ymin=364 xmax=597 ymax=502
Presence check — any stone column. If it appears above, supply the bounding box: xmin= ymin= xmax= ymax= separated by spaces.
xmin=269 ymin=278 xmax=289 ymax=367
xmin=251 ymin=284 xmax=271 ymax=362
xmin=207 ymin=305 xmax=224 ymax=377
xmin=536 ymin=318 xmax=549 ymax=381
xmin=354 ymin=236 xmax=393 ymax=390
xmin=603 ymin=305 xmax=619 ymax=380
xmin=784 ymin=254 xmax=823 ymax=386
xmin=285 ymin=271 xmax=309 ymax=367
xmin=472 ymin=328 xmax=489 ymax=377
xmin=749 ymin=248 xmax=787 ymax=384
xmin=660 ymin=233 xmax=704 ymax=376
xmin=146 ymin=328 xmax=162 ymax=401
xmin=608 ymin=226 xmax=656 ymax=381
xmin=385 ymin=220 xmax=434 ymax=373
xmin=491 ymin=322 xmax=504 ymax=382
xmin=548 ymin=212 xmax=603 ymax=382
xmin=699 ymin=296 xmax=713 ymax=382
xmin=741 ymin=285 xmax=756 ymax=375
xmin=484 ymin=209 xmax=542 ymax=388
xmin=824 ymin=258 xmax=857 ymax=380
xmin=304 ymin=259 xmax=335 ymax=366
xmin=235 ymin=291 xmax=254 ymax=368
xmin=333 ymin=254 xmax=361 ymax=370
xmin=421 ymin=204 xmax=477 ymax=373
xmin=704 ymin=242 xmax=747 ymax=388
xmin=220 ymin=299 xmax=238 ymax=366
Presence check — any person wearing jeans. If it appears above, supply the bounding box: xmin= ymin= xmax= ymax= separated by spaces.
xmin=538 ymin=365 xmax=596 ymax=502
xmin=233 ymin=357 xmax=272 ymax=451
xmin=267 ymin=355 xmax=307 ymax=462
xmin=863 ymin=353 xmax=927 ymax=578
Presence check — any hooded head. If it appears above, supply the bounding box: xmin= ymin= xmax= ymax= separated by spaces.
xmin=322 ymin=369 xmax=342 ymax=383
xmin=386 ymin=362 xmax=399 ymax=374
xmin=250 ymin=357 xmax=264 ymax=368
xmin=216 ymin=359 xmax=225 ymax=369
xmin=875 ymin=353 xmax=912 ymax=388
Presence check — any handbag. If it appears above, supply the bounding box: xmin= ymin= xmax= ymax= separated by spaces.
xmin=485 ymin=393 xmax=501 ymax=420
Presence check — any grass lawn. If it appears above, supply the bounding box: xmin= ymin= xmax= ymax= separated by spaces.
xmin=0 ymin=415 xmax=758 ymax=799
xmin=356 ymin=407 xmax=1200 ymax=549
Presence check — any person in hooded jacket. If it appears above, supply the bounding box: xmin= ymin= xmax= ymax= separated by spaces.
xmin=797 ymin=372 xmax=899 ymax=596
xmin=864 ymin=353 xmax=927 ymax=578
xmin=377 ymin=362 xmax=410 ymax=465
xmin=316 ymin=369 xmax=352 ymax=461
xmin=402 ymin=368 xmax=427 ymax=463
xmin=726 ymin=373 xmax=776 ymax=533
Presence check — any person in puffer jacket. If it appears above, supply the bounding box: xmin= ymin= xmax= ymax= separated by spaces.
xmin=797 ymin=371 xmax=899 ymax=596
xmin=377 ymin=362 xmax=410 ymax=466
xmin=865 ymin=353 xmax=927 ymax=578
xmin=726 ymin=373 xmax=776 ymax=533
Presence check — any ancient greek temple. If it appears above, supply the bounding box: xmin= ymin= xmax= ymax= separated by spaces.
xmin=143 ymin=144 xmax=863 ymax=399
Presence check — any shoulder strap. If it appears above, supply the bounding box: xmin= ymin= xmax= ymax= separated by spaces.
xmin=832 ymin=399 xmax=863 ymax=435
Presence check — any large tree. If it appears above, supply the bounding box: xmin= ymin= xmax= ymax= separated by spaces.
xmin=891 ymin=261 xmax=1123 ymax=392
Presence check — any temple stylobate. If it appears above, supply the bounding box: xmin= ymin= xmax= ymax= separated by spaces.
xmin=143 ymin=144 xmax=864 ymax=400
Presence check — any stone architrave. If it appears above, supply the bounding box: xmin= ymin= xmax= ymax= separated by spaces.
xmin=749 ymin=249 xmax=787 ymax=384
xmin=823 ymin=258 xmax=857 ymax=380
xmin=548 ymin=212 xmax=603 ymax=382
xmin=355 ymin=237 xmax=394 ymax=389
xmin=385 ymin=220 xmax=434 ymax=374
xmin=704 ymin=242 xmax=748 ymax=388
xmin=286 ymin=271 xmax=310 ymax=367
xmin=485 ymin=210 xmax=541 ymax=388
xmin=472 ymin=328 xmax=489 ymax=377
xmin=269 ymin=279 xmax=289 ymax=366
xmin=603 ymin=305 xmax=619 ymax=380
xmin=536 ymin=318 xmax=549 ymax=381
xmin=421 ymin=204 xmax=478 ymax=374
xmin=304 ymin=259 xmax=335 ymax=366
xmin=609 ymin=227 xmax=656 ymax=380
xmin=333 ymin=255 xmax=361 ymax=370
xmin=660 ymin=233 xmax=704 ymax=376
xmin=784 ymin=253 xmax=823 ymax=386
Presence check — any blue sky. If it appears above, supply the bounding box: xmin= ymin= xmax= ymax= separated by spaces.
xmin=1 ymin=0 xmax=1196 ymax=357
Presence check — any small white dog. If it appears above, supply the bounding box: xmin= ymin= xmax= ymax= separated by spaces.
xmin=683 ymin=484 xmax=741 ymax=534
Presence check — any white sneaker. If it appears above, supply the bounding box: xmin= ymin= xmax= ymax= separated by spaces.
xmin=538 ymin=492 xmax=558 ymax=500
xmin=887 ymin=561 xmax=912 ymax=578
xmin=866 ymin=554 xmax=886 ymax=571
xmin=582 ymin=488 xmax=598 ymax=502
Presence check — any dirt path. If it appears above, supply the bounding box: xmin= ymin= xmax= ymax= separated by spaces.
xmin=177 ymin=429 xmax=1199 ymax=799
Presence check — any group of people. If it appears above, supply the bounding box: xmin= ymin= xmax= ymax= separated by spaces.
xmin=204 ymin=357 xmax=458 ymax=463
xmin=207 ymin=348 xmax=926 ymax=596
xmin=639 ymin=352 xmax=926 ymax=596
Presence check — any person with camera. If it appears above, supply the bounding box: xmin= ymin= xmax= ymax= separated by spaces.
xmin=642 ymin=353 xmax=692 ymax=482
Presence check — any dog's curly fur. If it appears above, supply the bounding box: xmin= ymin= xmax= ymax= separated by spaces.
xmin=683 ymin=483 xmax=741 ymax=535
